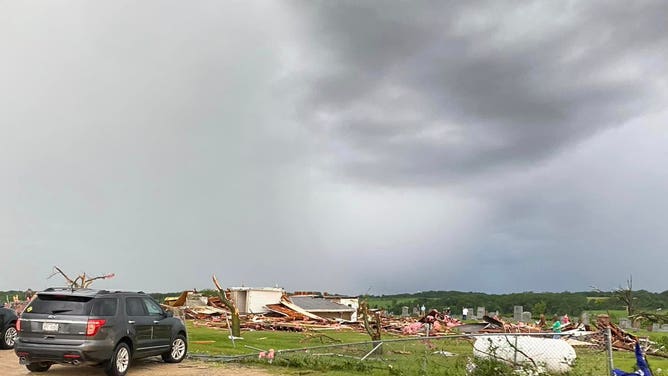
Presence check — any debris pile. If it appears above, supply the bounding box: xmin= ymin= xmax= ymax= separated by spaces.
xmin=592 ymin=314 xmax=637 ymax=351
xmin=161 ymin=291 xmax=472 ymax=336
xmin=479 ymin=315 xmax=554 ymax=333
xmin=537 ymin=314 xmax=668 ymax=356
xmin=164 ymin=291 xmax=350 ymax=332
xmin=393 ymin=309 xmax=463 ymax=335
xmin=163 ymin=289 xmax=663 ymax=354
xmin=589 ymin=314 xmax=666 ymax=356
xmin=476 ymin=314 xmax=589 ymax=334
xmin=163 ymin=290 xmax=228 ymax=320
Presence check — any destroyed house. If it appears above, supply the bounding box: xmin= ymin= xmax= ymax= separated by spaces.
xmin=289 ymin=295 xmax=357 ymax=321
xmin=323 ymin=295 xmax=359 ymax=321
xmin=229 ymin=287 xmax=284 ymax=314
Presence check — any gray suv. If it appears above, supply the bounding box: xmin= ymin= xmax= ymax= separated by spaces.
xmin=14 ymin=288 xmax=187 ymax=376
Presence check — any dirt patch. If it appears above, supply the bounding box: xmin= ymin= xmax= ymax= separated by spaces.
xmin=0 ymin=349 xmax=273 ymax=376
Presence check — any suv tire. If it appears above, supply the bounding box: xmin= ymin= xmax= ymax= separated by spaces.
xmin=26 ymin=362 xmax=52 ymax=372
xmin=162 ymin=334 xmax=187 ymax=363
xmin=1 ymin=325 xmax=17 ymax=349
xmin=105 ymin=342 xmax=131 ymax=376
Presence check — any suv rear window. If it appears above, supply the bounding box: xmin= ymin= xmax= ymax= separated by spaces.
xmin=90 ymin=298 xmax=118 ymax=316
xmin=27 ymin=295 xmax=93 ymax=316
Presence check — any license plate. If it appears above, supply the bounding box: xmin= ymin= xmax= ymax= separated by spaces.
xmin=42 ymin=322 xmax=59 ymax=332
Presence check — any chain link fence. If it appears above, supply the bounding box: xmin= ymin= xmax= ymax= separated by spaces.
xmin=192 ymin=331 xmax=615 ymax=375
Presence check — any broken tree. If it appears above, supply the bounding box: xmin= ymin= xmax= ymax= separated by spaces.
xmin=212 ymin=275 xmax=241 ymax=338
xmin=48 ymin=266 xmax=115 ymax=288
xmin=360 ymin=300 xmax=383 ymax=354
xmin=592 ymin=275 xmax=637 ymax=316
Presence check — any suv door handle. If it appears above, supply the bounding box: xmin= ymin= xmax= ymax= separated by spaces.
xmin=128 ymin=320 xmax=136 ymax=324
xmin=153 ymin=320 xmax=160 ymax=324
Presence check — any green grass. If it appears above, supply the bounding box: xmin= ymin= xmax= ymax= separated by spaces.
xmin=585 ymin=310 xmax=628 ymax=322
xmin=186 ymin=321 xmax=373 ymax=356
xmin=185 ymin=321 xmax=668 ymax=375
xmin=586 ymin=297 xmax=611 ymax=302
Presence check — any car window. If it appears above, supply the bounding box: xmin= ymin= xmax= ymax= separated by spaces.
xmin=26 ymin=295 xmax=93 ymax=316
xmin=90 ymin=298 xmax=118 ymax=316
xmin=126 ymin=297 xmax=147 ymax=316
xmin=142 ymin=298 xmax=163 ymax=316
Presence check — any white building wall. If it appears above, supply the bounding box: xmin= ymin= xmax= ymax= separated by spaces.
xmin=245 ymin=289 xmax=283 ymax=313
xmin=229 ymin=290 xmax=247 ymax=313
xmin=336 ymin=298 xmax=359 ymax=321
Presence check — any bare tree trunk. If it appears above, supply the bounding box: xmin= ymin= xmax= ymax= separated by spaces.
xmin=212 ymin=275 xmax=241 ymax=338
xmin=360 ymin=300 xmax=382 ymax=354
xmin=616 ymin=276 xmax=634 ymax=316
xmin=591 ymin=275 xmax=635 ymax=317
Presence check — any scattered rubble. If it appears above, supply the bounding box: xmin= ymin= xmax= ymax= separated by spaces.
xmin=591 ymin=314 xmax=667 ymax=357
xmin=593 ymin=314 xmax=638 ymax=352
xmin=161 ymin=290 xmax=599 ymax=340
xmin=479 ymin=315 xmax=559 ymax=333
xmin=159 ymin=289 xmax=668 ymax=359
xmin=163 ymin=291 xmax=472 ymax=337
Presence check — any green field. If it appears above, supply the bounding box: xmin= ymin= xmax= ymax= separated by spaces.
xmin=585 ymin=310 xmax=628 ymax=322
xmin=187 ymin=322 xmax=372 ymax=356
xmin=185 ymin=322 xmax=668 ymax=375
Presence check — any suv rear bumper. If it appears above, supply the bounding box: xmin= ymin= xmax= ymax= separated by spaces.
xmin=14 ymin=338 xmax=115 ymax=365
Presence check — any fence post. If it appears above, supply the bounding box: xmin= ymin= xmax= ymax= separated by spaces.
xmin=361 ymin=342 xmax=383 ymax=361
xmin=605 ymin=327 xmax=614 ymax=375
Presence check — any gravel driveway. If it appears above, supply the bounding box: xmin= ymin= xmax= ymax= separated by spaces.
xmin=0 ymin=349 xmax=273 ymax=376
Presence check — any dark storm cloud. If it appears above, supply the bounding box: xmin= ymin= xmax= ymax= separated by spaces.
xmin=293 ymin=1 xmax=668 ymax=184
xmin=2 ymin=1 xmax=667 ymax=295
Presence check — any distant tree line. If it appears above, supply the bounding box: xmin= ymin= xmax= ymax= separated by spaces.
xmin=148 ymin=289 xmax=219 ymax=303
xmin=368 ymin=290 xmax=668 ymax=318
xmin=5 ymin=288 xmax=668 ymax=319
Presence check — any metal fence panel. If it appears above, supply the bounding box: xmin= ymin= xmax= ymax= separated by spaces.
xmin=192 ymin=332 xmax=613 ymax=375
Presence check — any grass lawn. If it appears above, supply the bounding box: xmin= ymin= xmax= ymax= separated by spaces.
xmin=186 ymin=321 xmax=373 ymax=356
xmin=585 ymin=310 xmax=628 ymax=320
xmin=185 ymin=321 xmax=668 ymax=375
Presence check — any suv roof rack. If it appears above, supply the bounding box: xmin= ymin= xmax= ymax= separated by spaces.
xmin=39 ymin=287 xmax=102 ymax=297
xmin=43 ymin=287 xmax=99 ymax=292
xmin=41 ymin=287 xmax=148 ymax=296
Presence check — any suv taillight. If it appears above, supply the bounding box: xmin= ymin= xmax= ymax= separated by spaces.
xmin=16 ymin=319 xmax=21 ymax=332
xmin=86 ymin=319 xmax=106 ymax=336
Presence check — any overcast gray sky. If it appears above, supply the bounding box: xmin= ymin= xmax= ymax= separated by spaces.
xmin=2 ymin=1 xmax=667 ymax=295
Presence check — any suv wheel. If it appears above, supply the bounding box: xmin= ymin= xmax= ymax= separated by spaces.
xmin=105 ymin=342 xmax=131 ymax=376
xmin=26 ymin=362 xmax=52 ymax=372
xmin=1 ymin=325 xmax=17 ymax=349
xmin=162 ymin=334 xmax=187 ymax=363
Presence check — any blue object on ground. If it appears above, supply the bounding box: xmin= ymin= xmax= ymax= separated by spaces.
xmin=611 ymin=343 xmax=652 ymax=376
